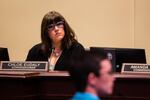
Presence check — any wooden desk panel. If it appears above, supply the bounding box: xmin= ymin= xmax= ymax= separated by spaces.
xmin=0 ymin=71 xmax=150 ymax=100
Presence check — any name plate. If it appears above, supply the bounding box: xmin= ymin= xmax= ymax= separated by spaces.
xmin=121 ymin=63 xmax=150 ymax=74
xmin=0 ymin=61 xmax=48 ymax=72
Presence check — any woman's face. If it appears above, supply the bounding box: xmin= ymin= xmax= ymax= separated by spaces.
xmin=48 ymin=21 xmax=65 ymax=43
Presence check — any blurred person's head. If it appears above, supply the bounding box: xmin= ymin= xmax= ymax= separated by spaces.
xmin=69 ymin=51 xmax=115 ymax=97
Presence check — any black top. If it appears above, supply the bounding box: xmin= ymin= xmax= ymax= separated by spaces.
xmin=26 ymin=42 xmax=85 ymax=71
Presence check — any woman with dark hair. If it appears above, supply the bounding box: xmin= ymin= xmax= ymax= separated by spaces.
xmin=26 ymin=11 xmax=85 ymax=71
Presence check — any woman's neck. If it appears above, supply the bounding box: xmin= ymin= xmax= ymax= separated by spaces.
xmin=52 ymin=42 xmax=62 ymax=52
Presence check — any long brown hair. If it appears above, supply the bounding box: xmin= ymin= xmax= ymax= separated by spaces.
xmin=41 ymin=11 xmax=77 ymax=53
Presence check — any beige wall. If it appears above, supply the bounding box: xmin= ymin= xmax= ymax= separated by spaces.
xmin=134 ymin=0 xmax=150 ymax=63
xmin=0 ymin=0 xmax=149 ymax=63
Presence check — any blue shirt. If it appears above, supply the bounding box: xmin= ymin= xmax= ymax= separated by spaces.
xmin=71 ymin=92 xmax=101 ymax=100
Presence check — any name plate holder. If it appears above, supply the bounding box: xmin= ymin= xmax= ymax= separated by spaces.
xmin=0 ymin=61 xmax=48 ymax=72
xmin=121 ymin=63 xmax=150 ymax=74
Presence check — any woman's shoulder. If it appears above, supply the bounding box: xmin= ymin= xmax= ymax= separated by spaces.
xmin=68 ymin=42 xmax=85 ymax=53
xmin=71 ymin=41 xmax=84 ymax=49
xmin=29 ymin=43 xmax=43 ymax=53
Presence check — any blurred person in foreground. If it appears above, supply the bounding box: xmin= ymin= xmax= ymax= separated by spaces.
xmin=69 ymin=51 xmax=115 ymax=100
